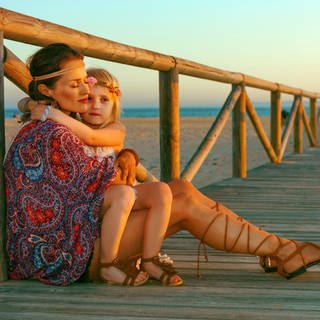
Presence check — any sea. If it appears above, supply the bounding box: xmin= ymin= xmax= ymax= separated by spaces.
xmin=4 ymin=104 xmax=296 ymax=119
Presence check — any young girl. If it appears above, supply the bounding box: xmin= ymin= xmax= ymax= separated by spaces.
xmin=20 ymin=68 xmax=183 ymax=287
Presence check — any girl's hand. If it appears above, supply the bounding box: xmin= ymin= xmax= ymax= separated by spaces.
xmin=30 ymin=101 xmax=51 ymax=121
xmin=116 ymin=151 xmax=137 ymax=186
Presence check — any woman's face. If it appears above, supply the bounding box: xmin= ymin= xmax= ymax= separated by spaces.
xmin=81 ymin=85 xmax=114 ymax=126
xmin=45 ymin=59 xmax=90 ymax=114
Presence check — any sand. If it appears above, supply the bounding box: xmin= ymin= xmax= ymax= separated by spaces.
xmin=4 ymin=116 xmax=295 ymax=188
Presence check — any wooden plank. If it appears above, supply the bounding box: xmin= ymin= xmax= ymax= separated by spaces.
xmin=1 ymin=148 xmax=320 ymax=319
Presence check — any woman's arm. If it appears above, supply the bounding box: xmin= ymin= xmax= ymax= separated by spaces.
xmin=30 ymin=103 xmax=125 ymax=147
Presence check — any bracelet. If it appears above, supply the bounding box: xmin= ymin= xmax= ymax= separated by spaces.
xmin=41 ymin=105 xmax=51 ymax=122
xmin=117 ymin=148 xmax=140 ymax=166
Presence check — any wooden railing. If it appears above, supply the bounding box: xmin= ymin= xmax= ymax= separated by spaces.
xmin=0 ymin=8 xmax=319 ymax=281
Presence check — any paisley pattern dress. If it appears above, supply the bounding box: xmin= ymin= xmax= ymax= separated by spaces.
xmin=4 ymin=120 xmax=116 ymax=285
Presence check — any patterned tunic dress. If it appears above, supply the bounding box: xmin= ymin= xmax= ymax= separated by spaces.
xmin=4 ymin=120 xmax=116 ymax=286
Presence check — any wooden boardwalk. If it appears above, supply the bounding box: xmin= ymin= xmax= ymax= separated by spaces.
xmin=1 ymin=147 xmax=320 ymax=320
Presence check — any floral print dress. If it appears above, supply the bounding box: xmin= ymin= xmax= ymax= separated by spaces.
xmin=4 ymin=120 xmax=116 ymax=285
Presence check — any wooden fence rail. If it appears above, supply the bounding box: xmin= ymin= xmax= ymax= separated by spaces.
xmin=0 ymin=8 xmax=319 ymax=281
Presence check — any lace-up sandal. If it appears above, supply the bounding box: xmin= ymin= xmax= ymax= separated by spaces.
xmin=273 ymin=242 xmax=320 ymax=279
xmin=100 ymin=257 xmax=149 ymax=286
xmin=258 ymin=256 xmax=278 ymax=273
xmin=197 ymin=202 xmax=283 ymax=277
xmin=141 ymin=255 xmax=183 ymax=287
xmin=258 ymin=240 xmax=297 ymax=273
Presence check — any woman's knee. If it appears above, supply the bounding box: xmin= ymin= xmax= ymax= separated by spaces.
xmin=152 ymin=182 xmax=173 ymax=205
xmin=168 ymin=179 xmax=194 ymax=197
xmin=168 ymin=179 xmax=196 ymax=203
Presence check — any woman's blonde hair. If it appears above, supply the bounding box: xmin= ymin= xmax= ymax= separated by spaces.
xmin=87 ymin=68 xmax=121 ymax=123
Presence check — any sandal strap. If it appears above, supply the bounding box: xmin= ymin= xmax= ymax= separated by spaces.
xmin=100 ymin=256 xmax=142 ymax=286
xmin=197 ymin=202 xmax=221 ymax=278
xmin=141 ymin=255 xmax=179 ymax=285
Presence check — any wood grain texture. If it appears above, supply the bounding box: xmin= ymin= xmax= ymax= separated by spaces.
xmin=1 ymin=147 xmax=320 ymax=319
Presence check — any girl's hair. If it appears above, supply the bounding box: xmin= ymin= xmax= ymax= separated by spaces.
xmin=28 ymin=43 xmax=84 ymax=101
xmin=87 ymin=68 xmax=121 ymax=122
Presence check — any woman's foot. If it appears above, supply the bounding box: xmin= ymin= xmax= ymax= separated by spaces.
xmin=100 ymin=257 xmax=149 ymax=286
xmin=273 ymin=241 xmax=320 ymax=279
xmin=258 ymin=255 xmax=278 ymax=273
xmin=141 ymin=255 xmax=183 ymax=286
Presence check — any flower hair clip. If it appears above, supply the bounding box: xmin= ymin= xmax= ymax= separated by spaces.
xmin=108 ymin=87 xmax=122 ymax=97
xmin=87 ymin=76 xmax=98 ymax=87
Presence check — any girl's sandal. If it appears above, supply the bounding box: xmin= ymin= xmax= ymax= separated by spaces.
xmin=100 ymin=257 xmax=149 ymax=286
xmin=141 ymin=255 xmax=183 ymax=287
xmin=273 ymin=242 xmax=320 ymax=279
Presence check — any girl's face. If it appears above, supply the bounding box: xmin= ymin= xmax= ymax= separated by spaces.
xmin=44 ymin=59 xmax=90 ymax=114
xmin=81 ymin=85 xmax=114 ymax=126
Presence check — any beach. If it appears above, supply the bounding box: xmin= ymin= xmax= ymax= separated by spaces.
xmin=5 ymin=116 xmax=295 ymax=188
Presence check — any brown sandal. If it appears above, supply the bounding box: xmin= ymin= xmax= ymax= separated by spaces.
xmin=272 ymin=242 xmax=320 ymax=279
xmin=197 ymin=202 xmax=283 ymax=277
xmin=258 ymin=256 xmax=278 ymax=273
xmin=100 ymin=257 xmax=149 ymax=286
xmin=141 ymin=255 xmax=183 ymax=287
xmin=258 ymin=240 xmax=297 ymax=273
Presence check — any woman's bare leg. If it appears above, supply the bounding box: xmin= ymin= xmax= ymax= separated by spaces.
xmin=169 ymin=179 xmax=247 ymax=221
xmin=89 ymin=180 xmax=320 ymax=280
xmin=166 ymin=180 xmax=320 ymax=277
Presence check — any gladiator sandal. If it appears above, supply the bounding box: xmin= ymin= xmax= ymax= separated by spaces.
xmin=141 ymin=255 xmax=183 ymax=287
xmin=197 ymin=202 xmax=284 ymax=277
xmin=258 ymin=256 xmax=278 ymax=273
xmin=100 ymin=257 xmax=149 ymax=286
xmin=271 ymin=242 xmax=320 ymax=279
xmin=258 ymin=238 xmax=298 ymax=273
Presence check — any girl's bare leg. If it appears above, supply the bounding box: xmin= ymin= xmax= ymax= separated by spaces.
xmin=98 ymin=185 xmax=148 ymax=285
xmin=132 ymin=182 xmax=182 ymax=285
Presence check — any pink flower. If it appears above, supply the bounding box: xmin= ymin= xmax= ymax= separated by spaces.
xmin=87 ymin=76 xmax=97 ymax=87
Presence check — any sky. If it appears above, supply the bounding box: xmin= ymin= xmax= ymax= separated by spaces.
xmin=2 ymin=0 xmax=320 ymax=108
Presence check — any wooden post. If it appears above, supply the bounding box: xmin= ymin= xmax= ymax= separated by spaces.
xmin=279 ymin=96 xmax=300 ymax=161
xmin=0 ymin=31 xmax=8 ymax=281
xmin=294 ymin=98 xmax=303 ymax=153
xmin=159 ymin=68 xmax=180 ymax=182
xmin=232 ymin=85 xmax=246 ymax=178
xmin=271 ymin=91 xmax=282 ymax=157
xmin=181 ymin=85 xmax=242 ymax=181
xmin=245 ymin=93 xmax=278 ymax=163
xmin=301 ymin=106 xmax=317 ymax=147
xmin=309 ymin=98 xmax=318 ymax=145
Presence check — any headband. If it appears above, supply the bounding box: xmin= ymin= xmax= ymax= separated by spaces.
xmin=32 ymin=62 xmax=85 ymax=81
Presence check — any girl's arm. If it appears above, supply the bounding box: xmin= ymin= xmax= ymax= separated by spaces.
xmin=30 ymin=102 xmax=125 ymax=147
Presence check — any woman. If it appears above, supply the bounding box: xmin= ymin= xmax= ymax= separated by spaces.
xmin=5 ymin=43 xmax=320 ymax=286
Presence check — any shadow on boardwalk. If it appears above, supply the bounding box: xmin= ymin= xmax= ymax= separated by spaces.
xmin=1 ymin=148 xmax=320 ymax=320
